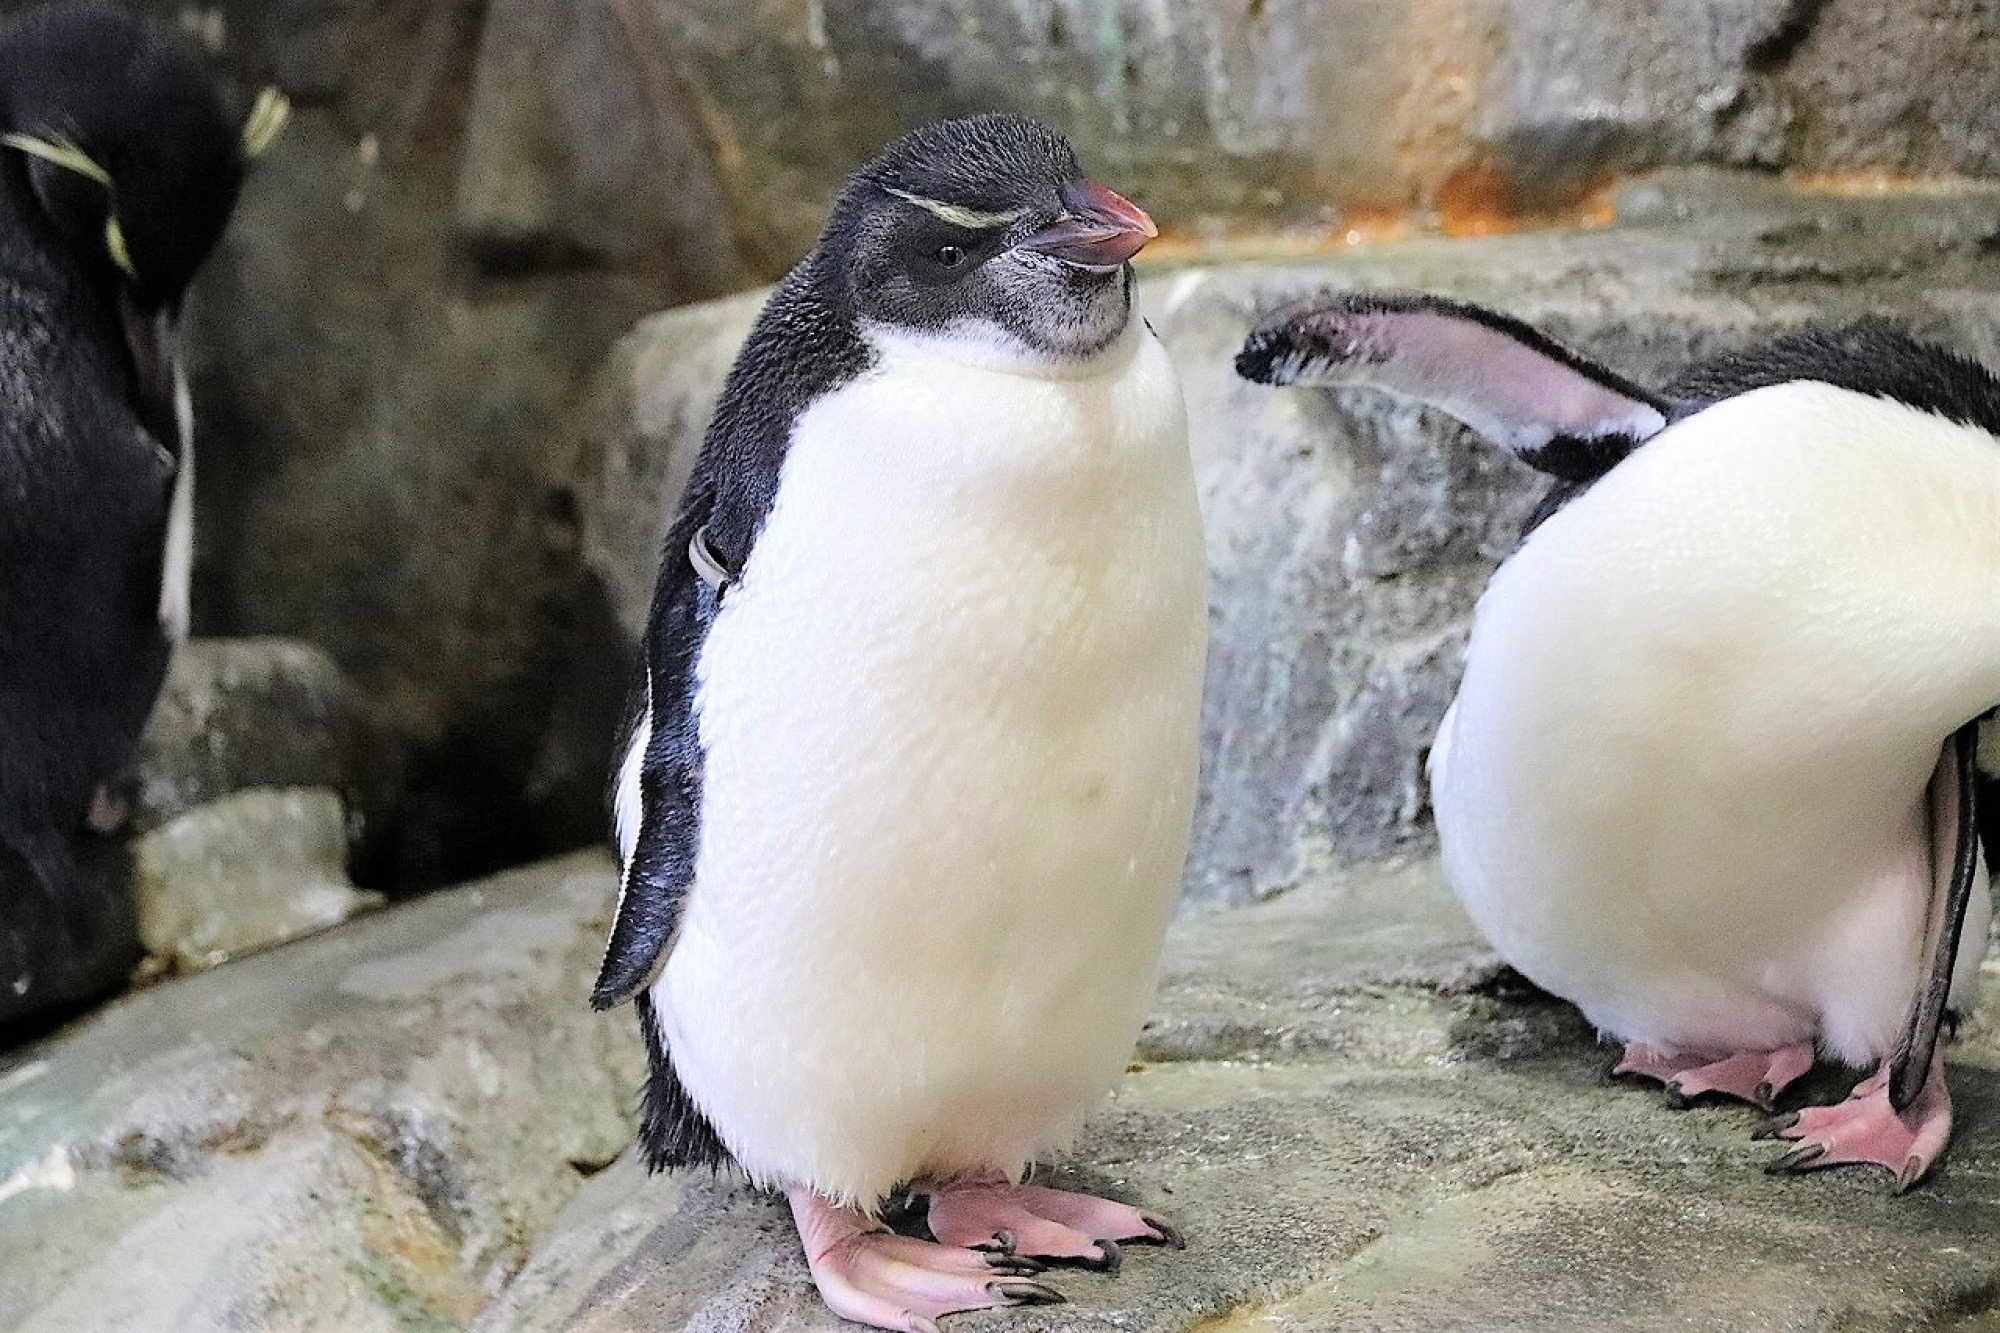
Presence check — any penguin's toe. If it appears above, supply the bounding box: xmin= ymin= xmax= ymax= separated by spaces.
xmin=791 ymin=1188 xmax=1068 ymax=1330
xmin=1614 ymin=1040 xmax=1815 ymax=1111
xmin=927 ymin=1179 xmax=1183 ymax=1263
xmin=1765 ymin=1054 xmax=1953 ymax=1192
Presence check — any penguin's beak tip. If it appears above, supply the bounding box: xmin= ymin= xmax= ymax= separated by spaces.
xmin=1016 ymin=178 xmax=1158 ymax=271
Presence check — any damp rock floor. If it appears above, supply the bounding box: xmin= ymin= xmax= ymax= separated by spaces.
xmin=1 ymin=851 xmax=1997 ymax=1331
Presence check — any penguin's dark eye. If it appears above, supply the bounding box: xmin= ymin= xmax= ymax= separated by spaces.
xmin=933 ymin=244 xmax=966 ymax=268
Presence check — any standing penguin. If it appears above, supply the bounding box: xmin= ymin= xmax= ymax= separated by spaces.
xmin=596 ymin=114 xmax=1205 ymax=1328
xmin=0 ymin=0 xmax=279 ymax=1019
xmin=1238 ymin=292 xmax=2000 ymax=1191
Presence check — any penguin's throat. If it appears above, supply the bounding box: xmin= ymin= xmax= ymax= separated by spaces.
xmin=859 ymin=314 xmax=1138 ymax=382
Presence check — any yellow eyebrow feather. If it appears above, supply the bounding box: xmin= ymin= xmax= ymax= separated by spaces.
xmin=103 ymin=216 xmax=134 ymax=277
xmin=241 ymin=86 xmax=290 ymax=158
xmin=881 ymin=185 xmax=1027 ymax=230
xmin=0 ymin=132 xmax=112 ymax=187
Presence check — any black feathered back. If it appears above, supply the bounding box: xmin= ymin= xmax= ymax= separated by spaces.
xmin=597 ymin=244 xmax=872 ymax=1174
xmin=1666 ymin=321 xmax=2000 ymax=437
xmin=0 ymin=1 xmax=239 ymax=1014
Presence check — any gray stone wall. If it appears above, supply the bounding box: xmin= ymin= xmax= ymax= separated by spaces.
xmin=4 ymin=0 xmax=1996 ymax=884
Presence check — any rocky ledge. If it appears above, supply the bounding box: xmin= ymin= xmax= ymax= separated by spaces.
xmin=2 ymin=853 xmax=1996 ymax=1331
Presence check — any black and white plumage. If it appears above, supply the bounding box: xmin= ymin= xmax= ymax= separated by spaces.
xmin=0 ymin=0 xmax=265 ymax=1019
xmin=1240 ymin=292 xmax=2000 ymax=1191
xmin=599 ymin=114 xmax=1204 ymax=1329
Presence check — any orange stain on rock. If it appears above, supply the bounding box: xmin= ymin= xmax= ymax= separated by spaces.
xmin=1434 ymin=167 xmax=1618 ymax=238
xmin=1138 ymin=169 xmax=1616 ymax=265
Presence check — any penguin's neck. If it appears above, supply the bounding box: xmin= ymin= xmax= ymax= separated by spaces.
xmin=859 ymin=312 xmax=1143 ymax=384
xmin=809 ymin=315 xmax=1172 ymax=516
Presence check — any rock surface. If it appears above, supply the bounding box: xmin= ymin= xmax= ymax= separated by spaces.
xmin=479 ymin=858 xmax=2000 ymax=1332
xmin=134 ymin=637 xmax=386 ymax=834
xmin=0 ymin=852 xmax=642 ymax=1330
xmin=126 ymin=638 xmax=390 ymax=976
xmin=135 ymin=787 xmax=382 ymax=974
xmin=575 ymin=169 xmax=2000 ymax=910
xmin=627 ymin=0 xmax=2000 ymax=249
xmin=5 ymin=856 xmax=1999 ymax=1329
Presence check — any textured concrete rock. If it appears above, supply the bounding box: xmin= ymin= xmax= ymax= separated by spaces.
xmin=134 ymin=787 xmax=382 ymax=973
xmin=0 ymin=852 xmax=643 ymax=1328
xmin=134 ymin=637 xmax=384 ymax=833
xmin=573 ymin=171 xmax=2000 ymax=910
xmin=9 ymin=851 xmax=2000 ymax=1330
xmin=627 ymin=0 xmax=2000 ymax=249
xmin=481 ymin=858 xmax=2000 ymax=1332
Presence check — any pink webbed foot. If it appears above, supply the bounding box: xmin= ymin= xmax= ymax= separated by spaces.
xmin=1761 ymin=1053 xmax=1953 ymax=1193
xmin=926 ymin=1178 xmax=1183 ymax=1272
xmin=1613 ymin=1041 xmax=1815 ymax=1111
xmin=788 ymin=1187 xmax=1062 ymax=1332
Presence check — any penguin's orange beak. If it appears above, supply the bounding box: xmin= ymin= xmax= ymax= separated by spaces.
xmin=1016 ymin=179 xmax=1158 ymax=272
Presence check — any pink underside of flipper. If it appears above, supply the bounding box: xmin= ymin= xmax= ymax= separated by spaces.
xmin=787 ymin=1187 xmax=1061 ymax=1333
xmin=925 ymin=1178 xmax=1183 ymax=1269
xmin=1765 ymin=1053 xmax=1954 ymax=1193
xmin=1614 ymin=1040 xmax=1817 ymax=1111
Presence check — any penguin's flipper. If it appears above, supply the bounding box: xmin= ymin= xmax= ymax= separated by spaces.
xmin=1889 ymin=722 xmax=1982 ymax=1110
xmin=592 ymin=591 xmax=703 ymax=1011
xmin=594 ymin=494 xmax=749 ymax=1013
xmin=593 ymin=516 xmax=736 ymax=1173
xmin=1235 ymin=291 xmax=1672 ymax=484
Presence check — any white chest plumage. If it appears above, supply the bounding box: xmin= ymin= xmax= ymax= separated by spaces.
xmin=653 ymin=318 xmax=1207 ymax=1207
xmin=1433 ymin=382 xmax=2000 ymax=1065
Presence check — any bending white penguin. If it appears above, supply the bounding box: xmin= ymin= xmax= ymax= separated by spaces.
xmin=1238 ymin=291 xmax=2000 ymax=1191
xmin=596 ymin=114 xmax=1206 ymax=1329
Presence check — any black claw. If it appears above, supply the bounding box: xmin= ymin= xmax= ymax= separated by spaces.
xmin=1086 ymin=1239 xmax=1123 ymax=1274
xmin=1751 ymin=1081 xmax=1775 ymax=1110
xmin=1661 ymin=1085 xmax=1692 ymax=1111
xmin=983 ymin=1254 xmax=1045 ymax=1277
xmin=1894 ymin=1155 xmax=1927 ymax=1195
xmin=970 ymin=1229 xmax=1016 ymax=1255
xmin=1766 ymin=1142 xmax=1826 ymax=1174
xmin=1752 ymin=1111 xmax=1800 ymax=1141
xmin=990 ymin=1279 xmax=1067 ymax=1306
xmin=1137 ymin=1214 xmax=1186 ymax=1249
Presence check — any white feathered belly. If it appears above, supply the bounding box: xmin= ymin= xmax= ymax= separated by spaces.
xmin=1434 ymin=383 xmax=2000 ymax=1065
xmin=654 ymin=324 xmax=1206 ymax=1206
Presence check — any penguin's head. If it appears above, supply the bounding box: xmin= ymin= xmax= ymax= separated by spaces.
xmin=1 ymin=1 xmax=282 ymax=442
xmin=0 ymin=1 xmax=254 ymax=310
xmin=825 ymin=113 xmax=1158 ymax=366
